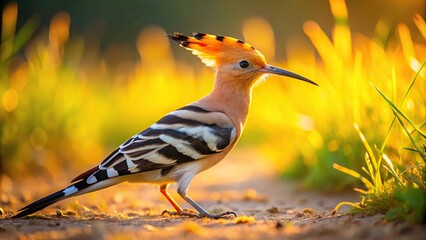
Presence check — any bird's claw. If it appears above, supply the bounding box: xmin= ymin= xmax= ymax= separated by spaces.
xmin=161 ymin=209 xmax=237 ymax=219
xmin=208 ymin=211 xmax=237 ymax=219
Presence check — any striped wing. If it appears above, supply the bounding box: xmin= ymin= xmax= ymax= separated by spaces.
xmin=74 ymin=105 xmax=237 ymax=184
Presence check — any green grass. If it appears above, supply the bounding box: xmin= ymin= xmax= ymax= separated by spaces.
xmin=333 ymin=62 xmax=426 ymax=223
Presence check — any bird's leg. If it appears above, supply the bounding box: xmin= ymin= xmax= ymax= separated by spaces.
xmin=177 ymin=185 xmax=237 ymax=219
xmin=159 ymin=184 xmax=197 ymax=217
xmin=160 ymin=184 xmax=182 ymax=212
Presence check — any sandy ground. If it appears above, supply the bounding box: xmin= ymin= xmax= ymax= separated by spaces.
xmin=0 ymin=149 xmax=425 ymax=239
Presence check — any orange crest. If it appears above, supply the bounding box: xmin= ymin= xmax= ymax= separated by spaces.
xmin=169 ymin=32 xmax=266 ymax=68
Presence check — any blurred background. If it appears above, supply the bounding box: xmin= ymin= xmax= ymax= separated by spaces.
xmin=1 ymin=0 xmax=425 ymax=191
xmin=6 ymin=0 xmax=425 ymax=63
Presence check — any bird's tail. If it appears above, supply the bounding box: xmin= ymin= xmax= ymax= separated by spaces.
xmin=12 ymin=180 xmax=88 ymax=218
xmin=12 ymin=176 xmax=118 ymax=218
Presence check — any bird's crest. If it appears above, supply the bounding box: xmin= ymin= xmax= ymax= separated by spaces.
xmin=169 ymin=32 xmax=266 ymax=68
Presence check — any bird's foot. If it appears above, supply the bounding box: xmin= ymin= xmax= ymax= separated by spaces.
xmin=205 ymin=211 xmax=237 ymax=219
xmin=161 ymin=208 xmax=198 ymax=217
xmin=161 ymin=209 xmax=236 ymax=219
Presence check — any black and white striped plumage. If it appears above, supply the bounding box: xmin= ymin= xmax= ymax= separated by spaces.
xmin=85 ymin=105 xmax=236 ymax=185
xmin=13 ymin=105 xmax=237 ymax=218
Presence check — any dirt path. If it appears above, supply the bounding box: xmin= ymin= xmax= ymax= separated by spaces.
xmin=1 ymin=150 xmax=425 ymax=239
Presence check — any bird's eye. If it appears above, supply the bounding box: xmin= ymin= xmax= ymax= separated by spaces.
xmin=239 ymin=60 xmax=250 ymax=69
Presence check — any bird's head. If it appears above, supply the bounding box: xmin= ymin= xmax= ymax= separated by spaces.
xmin=169 ymin=32 xmax=318 ymax=88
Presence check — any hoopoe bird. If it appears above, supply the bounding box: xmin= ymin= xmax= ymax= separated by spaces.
xmin=13 ymin=32 xmax=317 ymax=219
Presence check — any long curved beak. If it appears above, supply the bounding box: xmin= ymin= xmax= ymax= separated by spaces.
xmin=260 ymin=64 xmax=318 ymax=86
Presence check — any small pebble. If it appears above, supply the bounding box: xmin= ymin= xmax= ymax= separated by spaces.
xmin=296 ymin=212 xmax=304 ymax=218
xmin=267 ymin=206 xmax=279 ymax=214
xmin=275 ymin=221 xmax=284 ymax=229
xmin=302 ymin=208 xmax=315 ymax=214
xmin=64 ymin=210 xmax=76 ymax=216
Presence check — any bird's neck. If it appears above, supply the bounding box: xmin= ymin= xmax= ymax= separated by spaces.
xmin=198 ymin=72 xmax=255 ymax=135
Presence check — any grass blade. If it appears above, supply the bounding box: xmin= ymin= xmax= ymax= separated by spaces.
xmin=402 ymin=147 xmax=420 ymax=153
xmin=354 ymin=123 xmax=381 ymax=185
xmin=333 ymin=163 xmax=374 ymax=189
xmin=395 ymin=114 xmax=426 ymax=162
xmin=382 ymin=153 xmax=404 ymax=186
xmin=400 ymin=61 xmax=426 ymax=105
xmin=372 ymin=83 xmax=426 ymax=139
